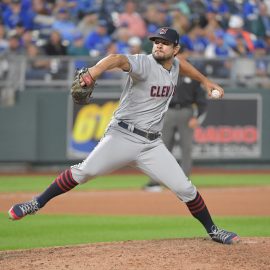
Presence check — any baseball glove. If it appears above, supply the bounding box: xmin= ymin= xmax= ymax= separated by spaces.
xmin=71 ymin=68 xmax=96 ymax=105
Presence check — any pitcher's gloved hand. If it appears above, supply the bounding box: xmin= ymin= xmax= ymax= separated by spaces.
xmin=71 ymin=68 xmax=96 ymax=105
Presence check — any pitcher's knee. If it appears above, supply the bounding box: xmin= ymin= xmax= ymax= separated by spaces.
xmin=174 ymin=184 xmax=197 ymax=203
xmin=70 ymin=164 xmax=98 ymax=184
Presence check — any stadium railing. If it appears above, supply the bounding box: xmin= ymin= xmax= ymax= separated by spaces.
xmin=0 ymin=55 xmax=270 ymax=98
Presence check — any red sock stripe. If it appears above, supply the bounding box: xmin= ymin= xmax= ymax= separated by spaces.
xmin=190 ymin=203 xmax=206 ymax=214
xmin=55 ymin=176 xmax=69 ymax=192
xmin=186 ymin=193 xmax=206 ymax=214
xmin=188 ymin=198 xmax=204 ymax=211
xmin=66 ymin=169 xmax=78 ymax=187
xmin=186 ymin=193 xmax=200 ymax=207
xmin=59 ymin=172 xmax=72 ymax=191
xmin=59 ymin=170 xmax=78 ymax=191
xmin=54 ymin=169 xmax=78 ymax=193
xmin=55 ymin=169 xmax=78 ymax=193
xmin=61 ymin=170 xmax=74 ymax=190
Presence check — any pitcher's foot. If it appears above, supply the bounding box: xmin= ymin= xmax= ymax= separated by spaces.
xmin=8 ymin=198 xmax=40 ymax=220
xmin=209 ymin=225 xmax=240 ymax=244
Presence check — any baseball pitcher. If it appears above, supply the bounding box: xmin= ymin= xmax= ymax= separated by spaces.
xmin=8 ymin=27 xmax=239 ymax=245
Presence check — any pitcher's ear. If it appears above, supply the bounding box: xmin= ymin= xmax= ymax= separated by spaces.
xmin=174 ymin=45 xmax=180 ymax=56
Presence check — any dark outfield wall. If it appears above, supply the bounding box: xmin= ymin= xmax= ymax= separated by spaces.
xmin=0 ymin=87 xmax=270 ymax=164
xmin=0 ymin=90 xmax=67 ymax=162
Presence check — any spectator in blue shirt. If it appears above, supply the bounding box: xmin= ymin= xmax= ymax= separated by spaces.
xmin=74 ymin=0 xmax=98 ymax=18
xmin=52 ymin=8 xmax=77 ymax=43
xmin=242 ymin=0 xmax=260 ymax=21
xmin=2 ymin=0 xmax=34 ymax=30
xmin=205 ymin=30 xmax=236 ymax=58
xmin=206 ymin=0 xmax=229 ymax=15
xmin=180 ymin=23 xmax=209 ymax=56
xmin=204 ymin=30 xmax=235 ymax=78
xmin=84 ymin=19 xmax=111 ymax=57
xmin=0 ymin=1 xmax=9 ymax=19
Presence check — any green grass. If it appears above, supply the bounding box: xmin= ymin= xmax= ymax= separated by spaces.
xmin=0 ymin=173 xmax=269 ymax=192
xmin=0 ymin=213 xmax=269 ymax=251
xmin=1 ymin=173 xmax=269 ymax=251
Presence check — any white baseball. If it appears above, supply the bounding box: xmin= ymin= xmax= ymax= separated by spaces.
xmin=211 ymin=89 xmax=221 ymax=99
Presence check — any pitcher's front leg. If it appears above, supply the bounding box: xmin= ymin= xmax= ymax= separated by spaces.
xmin=8 ymin=130 xmax=140 ymax=220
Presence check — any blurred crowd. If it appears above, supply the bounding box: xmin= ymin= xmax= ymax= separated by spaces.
xmin=1 ymin=0 xmax=270 ymax=80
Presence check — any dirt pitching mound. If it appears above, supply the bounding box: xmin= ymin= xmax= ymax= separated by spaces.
xmin=1 ymin=237 xmax=269 ymax=270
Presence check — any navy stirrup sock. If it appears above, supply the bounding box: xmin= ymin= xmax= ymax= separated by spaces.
xmin=37 ymin=169 xmax=78 ymax=208
xmin=186 ymin=192 xmax=215 ymax=233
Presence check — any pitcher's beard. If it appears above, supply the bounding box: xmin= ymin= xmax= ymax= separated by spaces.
xmin=152 ymin=51 xmax=174 ymax=64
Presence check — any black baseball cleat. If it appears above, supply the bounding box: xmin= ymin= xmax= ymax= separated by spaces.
xmin=8 ymin=198 xmax=40 ymax=221
xmin=209 ymin=225 xmax=240 ymax=244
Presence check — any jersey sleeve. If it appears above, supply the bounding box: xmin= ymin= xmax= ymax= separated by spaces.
xmin=125 ymin=54 xmax=151 ymax=81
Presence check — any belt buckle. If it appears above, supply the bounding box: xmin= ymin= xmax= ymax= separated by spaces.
xmin=146 ymin=131 xmax=160 ymax=140
xmin=145 ymin=132 xmax=152 ymax=140
xmin=147 ymin=132 xmax=157 ymax=140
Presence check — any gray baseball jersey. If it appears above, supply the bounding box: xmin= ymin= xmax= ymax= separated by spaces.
xmin=71 ymin=53 xmax=197 ymax=202
xmin=113 ymin=54 xmax=179 ymax=132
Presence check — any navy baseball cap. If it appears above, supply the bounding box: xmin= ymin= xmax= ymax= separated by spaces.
xmin=149 ymin=27 xmax=179 ymax=46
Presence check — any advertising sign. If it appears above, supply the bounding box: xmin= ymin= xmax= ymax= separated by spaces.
xmin=68 ymin=94 xmax=262 ymax=160
xmin=67 ymin=99 xmax=119 ymax=158
xmin=192 ymin=93 xmax=262 ymax=159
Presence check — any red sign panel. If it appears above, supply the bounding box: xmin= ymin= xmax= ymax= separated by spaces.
xmin=192 ymin=94 xmax=262 ymax=159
